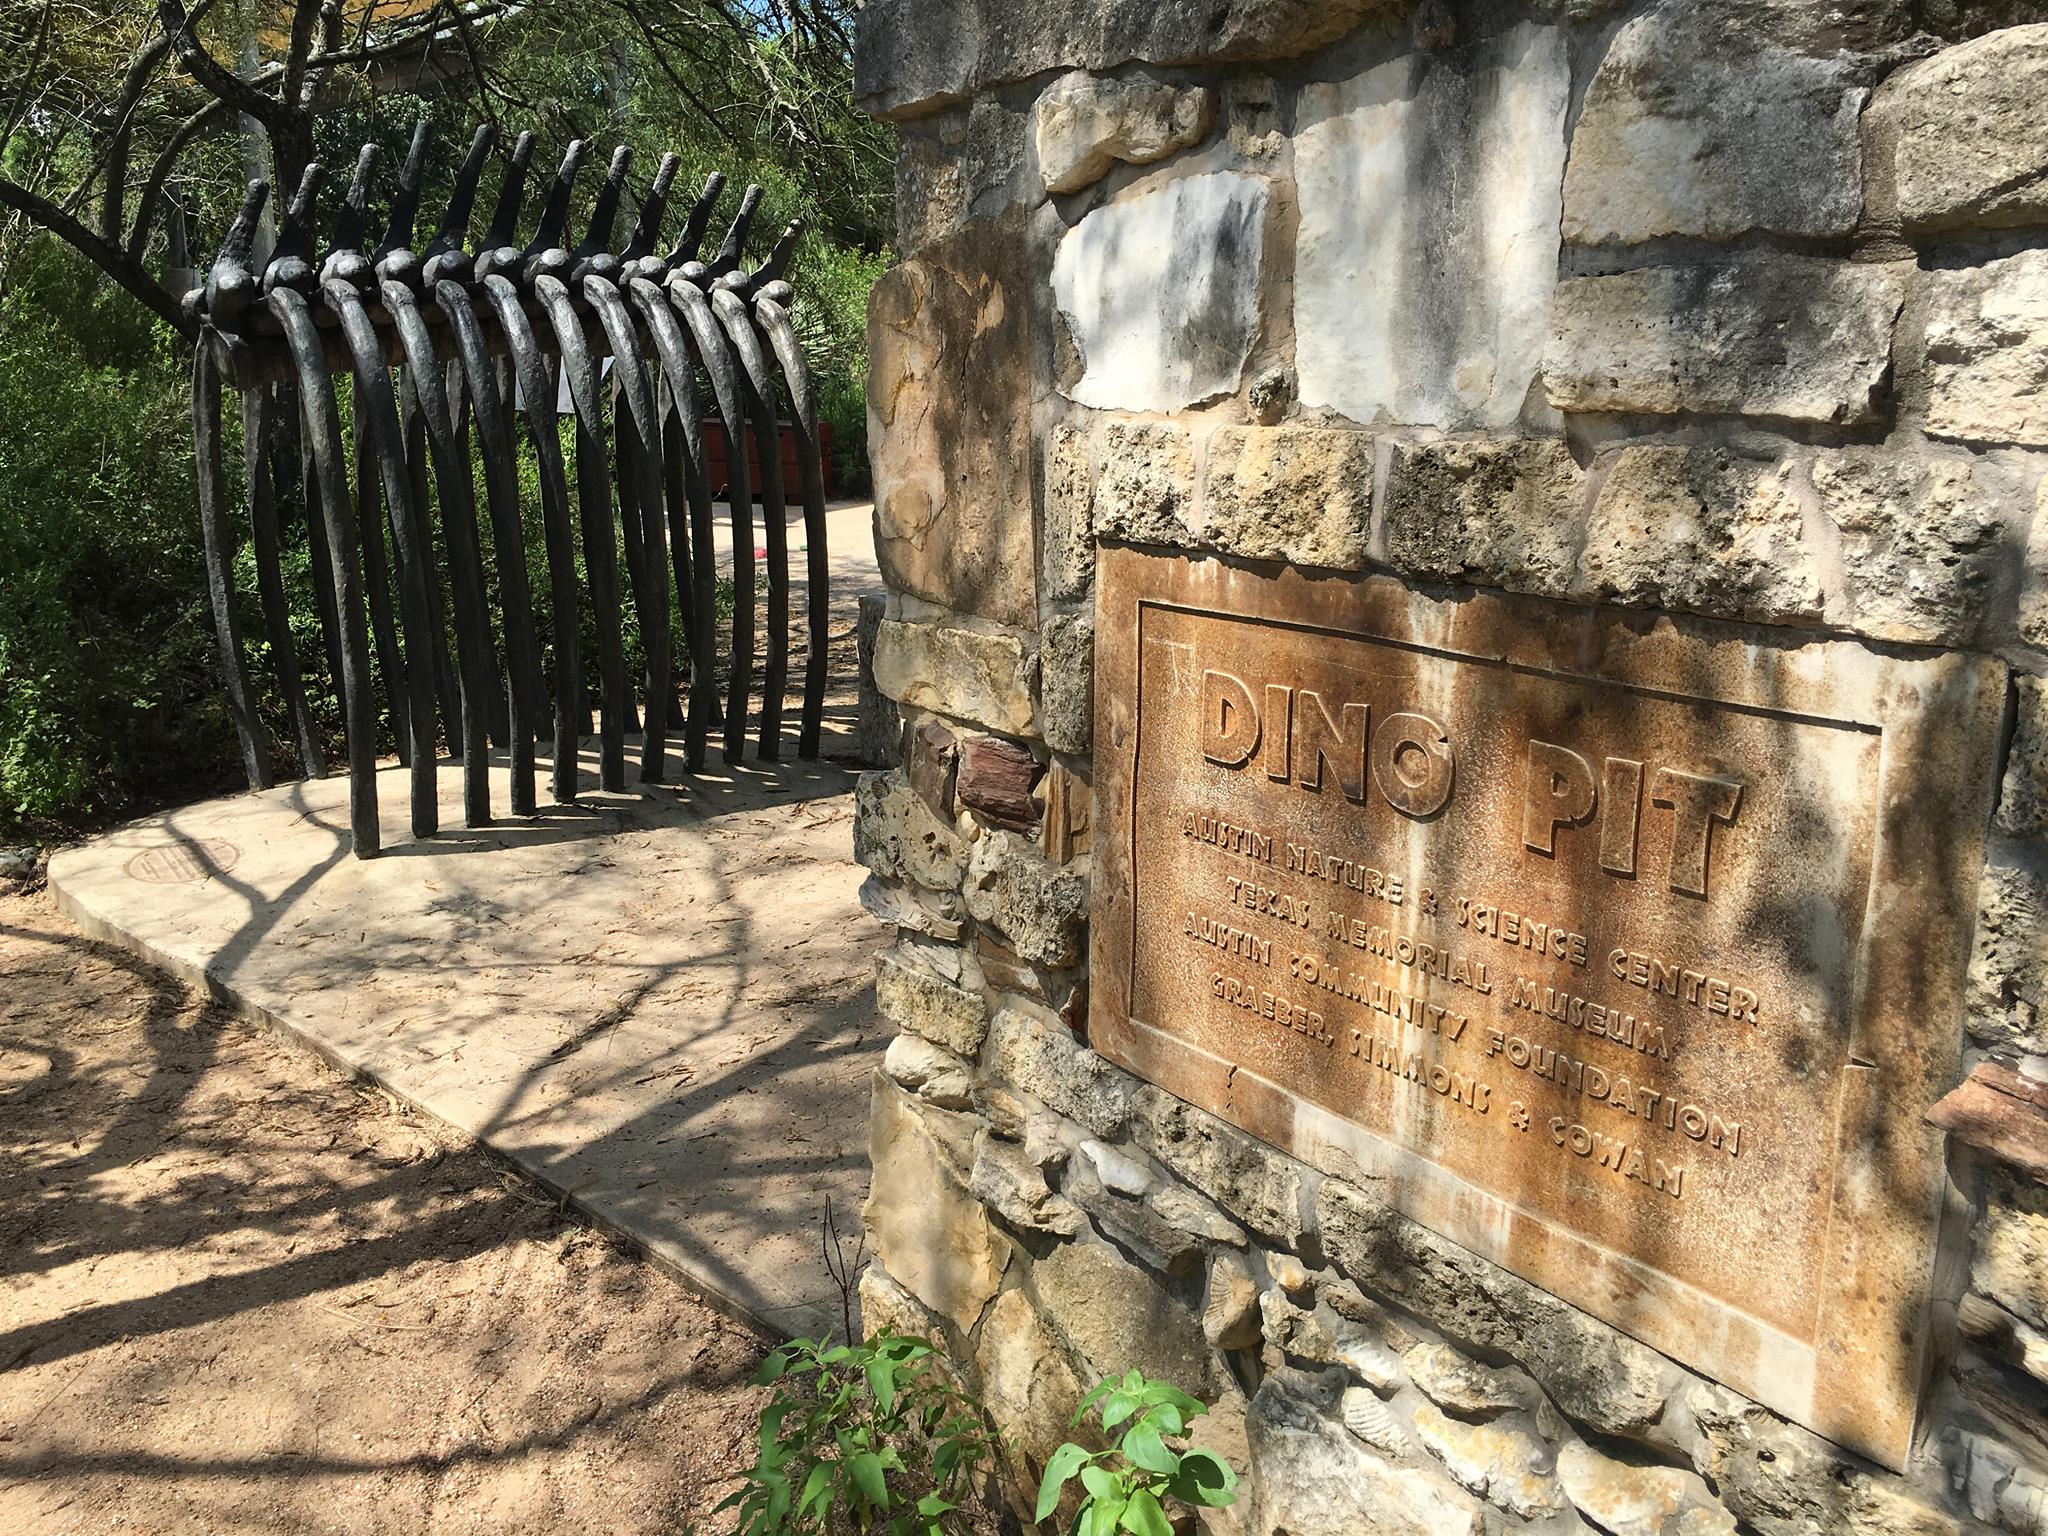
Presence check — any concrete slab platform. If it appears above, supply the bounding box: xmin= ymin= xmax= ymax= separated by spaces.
xmin=48 ymin=739 xmax=887 ymax=1344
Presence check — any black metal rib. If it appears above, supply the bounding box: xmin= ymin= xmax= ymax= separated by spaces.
xmin=351 ymin=399 xmax=411 ymax=768
xmin=753 ymin=291 xmax=830 ymax=760
xmin=711 ymin=285 xmax=790 ymax=761
xmin=267 ymin=291 xmax=382 ymax=853
xmin=192 ymin=334 xmax=273 ymax=790
xmin=241 ymin=382 xmax=325 ymax=777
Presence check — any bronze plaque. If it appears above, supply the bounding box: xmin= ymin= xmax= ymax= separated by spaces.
xmin=1090 ymin=547 xmax=2005 ymax=1471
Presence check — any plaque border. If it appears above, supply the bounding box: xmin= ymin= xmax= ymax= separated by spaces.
xmin=1088 ymin=545 xmax=2005 ymax=1472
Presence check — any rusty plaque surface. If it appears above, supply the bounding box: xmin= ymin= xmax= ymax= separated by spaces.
xmin=1089 ymin=546 xmax=2005 ymax=1470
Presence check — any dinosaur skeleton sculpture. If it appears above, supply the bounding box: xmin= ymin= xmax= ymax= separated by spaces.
xmin=187 ymin=123 xmax=830 ymax=858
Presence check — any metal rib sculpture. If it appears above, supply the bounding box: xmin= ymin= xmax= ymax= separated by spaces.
xmin=185 ymin=124 xmax=833 ymax=858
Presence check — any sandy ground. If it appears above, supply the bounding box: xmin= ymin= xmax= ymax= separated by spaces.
xmin=0 ymin=885 xmax=794 ymax=1535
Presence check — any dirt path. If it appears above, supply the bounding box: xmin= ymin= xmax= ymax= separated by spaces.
xmin=0 ymin=885 xmax=780 ymax=1535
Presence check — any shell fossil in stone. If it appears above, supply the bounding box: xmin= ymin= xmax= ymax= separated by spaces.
xmin=1335 ymin=1335 xmax=1405 ymax=1392
xmin=1341 ymin=1386 xmax=1408 ymax=1453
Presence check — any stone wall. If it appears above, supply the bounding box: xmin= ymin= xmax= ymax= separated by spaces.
xmin=849 ymin=2 xmax=2048 ymax=1531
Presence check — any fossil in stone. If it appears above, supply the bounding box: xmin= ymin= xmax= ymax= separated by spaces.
xmin=1341 ymin=1386 xmax=1408 ymax=1454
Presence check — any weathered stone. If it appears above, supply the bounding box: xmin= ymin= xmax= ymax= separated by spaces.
xmin=1578 ymin=447 xmax=1822 ymax=626
xmin=1925 ymin=249 xmax=2048 ymax=448
xmin=1879 ymin=24 xmax=2048 ymax=236
xmin=854 ymin=596 xmax=901 ymax=766
xmin=858 ymin=875 xmax=966 ymax=943
xmin=892 ymin=97 xmax=1033 ymax=256
xmin=1340 ymin=1386 xmax=1408 ymax=1454
xmin=1092 ymin=420 xmax=1197 ymax=547
xmin=1202 ymin=426 xmax=1374 ymax=570
xmin=1544 ymin=257 xmax=1905 ymax=424
xmin=1076 ymin=1137 xmax=1151 ymax=1197
xmin=2024 ymin=477 xmax=2048 ymax=649
xmin=1268 ymin=1253 xmax=1312 ymax=1296
xmin=865 ymin=1079 xmax=1008 ymax=1332
xmin=1557 ymin=1441 xmax=1737 ymax=1536
xmin=976 ymin=1288 xmax=1089 ymax=1468
xmin=1244 ymin=1370 xmax=1486 ymax=1536
xmin=1947 ymin=1426 xmax=2048 ymax=1535
xmin=987 ymin=1007 xmax=1134 ymax=1136
xmin=1261 ymin=1289 xmax=1337 ymax=1364
xmin=854 ymin=771 xmax=968 ymax=891
xmin=868 ymin=213 xmax=1038 ymax=628
xmin=904 ymin=716 xmax=958 ymax=822
xmin=854 ymin=0 xmax=1393 ymax=121
xmin=860 ymin=1259 xmax=942 ymax=1344
xmin=963 ymin=830 xmax=1087 ymax=967
xmin=872 ymin=616 xmax=1037 ymax=736
xmin=1975 ymin=1179 xmax=2048 ymax=1336
xmin=971 ymin=1132 xmax=1088 ymax=1237
xmin=1316 ymin=1180 xmax=1670 ymax=1436
xmin=1334 ymin=1334 xmax=1407 ymax=1393
xmin=875 ymin=953 xmax=990 ymax=1058
xmin=1039 ymin=610 xmax=1094 ymax=756
xmin=1404 ymin=1344 xmax=1533 ymax=1416
xmin=1295 ymin=23 xmax=1570 ymax=431
xmin=1147 ymin=1180 xmax=1245 ymax=1247
xmin=883 ymin=1032 xmax=976 ymax=1110
xmin=1562 ymin=5 xmax=1864 ymax=245
xmin=1042 ymin=425 xmax=1095 ymax=604
xmin=1999 ymin=677 xmax=2048 ymax=837
xmin=1025 ymin=1111 xmax=1076 ymax=1172
xmin=1053 ymin=173 xmax=1267 ymax=412
xmin=1966 ymin=853 xmax=2048 ymax=1054
xmin=1681 ymin=1384 xmax=1908 ymax=1536
xmin=1811 ymin=449 xmax=2009 ymax=646
xmin=1033 ymin=72 xmax=1214 ymax=194
xmin=1129 ymin=1083 xmax=1307 ymax=1245
xmin=1062 ymin=1149 xmax=1208 ymax=1274
xmin=1413 ymin=1406 xmax=1565 ymax=1520
xmin=1032 ymin=1238 xmax=1217 ymax=1396
xmin=1382 ymin=437 xmax=1584 ymax=598
xmin=1204 ymin=1250 xmax=1263 ymax=1349
xmin=956 ymin=734 xmax=1042 ymax=832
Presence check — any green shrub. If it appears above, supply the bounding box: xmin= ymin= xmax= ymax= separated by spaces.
xmin=1035 ymin=1372 xmax=1239 ymax=1536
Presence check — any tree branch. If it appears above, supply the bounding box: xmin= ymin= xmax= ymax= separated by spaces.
xmin=157 ymin=0 xmax=282 ymax=128
xmin=0 ymin=175 xmax=194 ymax=339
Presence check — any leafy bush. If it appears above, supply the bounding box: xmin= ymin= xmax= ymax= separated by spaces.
xmin=723 ymin=1334 xmax=1004 ymax=1535
xmin=1035 ymin=1372 xmax=1239 ymax=1536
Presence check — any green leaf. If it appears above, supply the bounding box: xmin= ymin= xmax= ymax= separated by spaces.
xmin=916 ymin=1493 xmax=955 ymax=1517
xmin=1036 ymin=1443 xmax=1092 ymax=1522
xmin=1170 ymin=1449 xmax=1240 ymax=1508
xmin=1100 ymin=1391 xmax=1140 ymax=1430
xmin=1074 ymin=1377 xmax=1117 ymax=1425
xmin=1079 ymin=1465 xmax=1120 ymax=1501
xmin=753 ymin=1350 xmax=791 ymax=1386
xmin=1121 ymin=1422 xmax=1178 ymax=1476
xmin=1120 ymin=1489 xmax=1174 ymax=1536
xmin=850 ymin=1450 xmax=890 ymax=1509
xmin=1086 ymin=1495 xmax=1128 ymax=1536
xmin=798 ymin=1461 xmax=834 ymax=1516
xmin=866 ymin=1354 xmax=899 ymax=1415
xmin=1148 ymin=1403 xmax=1185 ymax=1438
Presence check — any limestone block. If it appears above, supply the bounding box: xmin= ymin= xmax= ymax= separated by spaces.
xmin=857 ymin=875 xmax=966 ymax=943
xmin=1260 ymin=1289 xmax=1337 ymax=1364
xmin=1382 ymin=438 xmax=1584 ymax=598
xmin=860 ymin=1260 xmax=942 ymax=1344
xmin=1031 ymin=1237 xmax=1217 ymax=1396
xmin=1244 ymin=1370 xmax=1487 ymax=1536
xmin=1999 ymin=677 xmax=2048 ymax=837
xmin=987 ymin=1007 xmax=1135 ymax=1136
xmin=963 ymin=830 xmax=1088 ymax=967
xmin=1925 ymin=249 xmax=2048 ymax=448
xmin=854 ymin=0 xmax=1395 ymax=121
xmin=976 ymin=1288 xmax=1089 ymax=1467
xmin=1966 ymin=852 xmax=2048 ymax=1054
xmin=1975 ymin=1180 xmax=2048 ymax=1335
xmin=854 ymin=596 xmax=900 ymax=766
xmin=872 ymin=617 xmax=1037 ymax=737
xmin=970 ymin=1132 xmax=1088 ymax=1237
xmin=1578 ymin=447 xmax=1823 ymax=626
xmin=1039 ymin=609 xmax=1094 ymax=757
xmin=1404 ymin=1344 xmax=1534 ymax=1416
xmin=904 ymin=716 xmax=958 ymax=821
xmin=1556 ymin=1440 xmax=1737 ymax=1536
xmin=1545 ymin=257 xmax=1905 ymax=424
xmin=956 ymin=734 xmax=1042 ymax=833
xmin=1202 ymin=426 xmax=1374 ymax=570
xmin=1316 ymin=1180 xmax=1671 ymax=1436
xmin=853 ymin=771 xmax=968 ymax=892
xmin=875 ymin=953 xmax=990 ymax=1058
xmin=1129 ymin=1083 xmax=1308 ymax=1246
xmin=1204 ymin=1251 xmax=1263 ymax=1349
xmin=865 ymin=1079 xmax=1008 ymax=1332
xmin=1042 ymin=424 xmax=1095 ymax=603
xmin=883 ymin=1032 xmax=976 ymax=1110
xmin=1092 ymin=420 xmax=1197 ymax=547
xmin=1295 ymin=23 xmax=1569 ymax=431
xmin=892 ymin=98 xmax=1032 ymax=255
xmin=1811 ymin=449 xmax=2009 ymax=646
xmin=1562 ymin=5 xmax=1864 ymax=245
xmin=867 ymin=214 xmax=1038 ymax=627
xmin=1879 ymin=25 xmax=2048 ymax=235
xmin=1033 ymin=72 xmax=1214 ymax=195
xmin=1414 ymin=1406 xmax=1566 ymax=1520
xmin=1062 ymin=1149 xmax=1210 ymax=1275
xmin=1053 ymin=172 xmax=1267 ymax=412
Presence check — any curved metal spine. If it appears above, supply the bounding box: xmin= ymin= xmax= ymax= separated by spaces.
xmin=711 ymin=285 xmax=790 ymax=761
xmin=481 ymin=275 xmax=582 ymax=803
xmin=532 ymin=273 xmax=628 ymax=791
xmin=192 ymin=333 xmax=273 ymax=790
xmin=397 ymin=373 xmax=461 ymax=757
xmin=585 ymin=274 xmax=672 ymax=782
xmin=667 ymin=279 xmax=755 ymax=764
xmin=267 ymin=290 xmax=382 ymax=852
xmin=317 ymin=280 xmax=439 ymax=839
xmin=242 ymin=381 xmax=325 ymax=777
xmin=384 ymin=283 xmax=500 ymax=825
xmin=351 ymin=402 xmax=411 ymax=767
xmin=752 ymin=292 xmax=830 ymax=760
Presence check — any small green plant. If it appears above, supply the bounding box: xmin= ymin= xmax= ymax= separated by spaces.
xmin=721 ymin=1334 xmax=1003 ymax=1535
xmin=1035 ymin=1371 xmax=1238 ymax=1536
